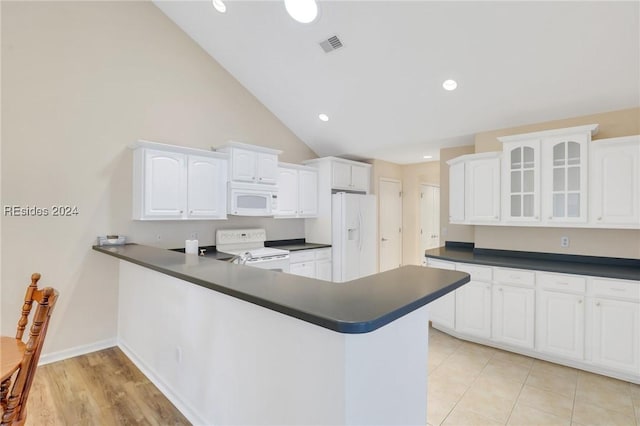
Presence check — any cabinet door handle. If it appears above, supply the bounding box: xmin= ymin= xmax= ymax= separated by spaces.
xmin=259 ymin=177 xmax=263 ymax=181
xmin=548 ymin=216 xmax=552 ymax=220
xmin=555 ymin=281 xmax=569 ymax=285
xmin=498 ymin=287 xmax=503 ymax=292
xmin=180 ymin=210 xmax=184 ymax=214
xmin=510 ymin=275 xmax=521 ymax=280
xmin=597 ymin=217 xmax=602 ymax=221
xmin=381 ymin=238 xmax=389 ymax=241
xmin=609 ymin=288 xmax=625 ymax=292
xmin=595 ymin=302 xmax=601 ymax=307
xmin=578 ymin=299 xmax=582 ymax=304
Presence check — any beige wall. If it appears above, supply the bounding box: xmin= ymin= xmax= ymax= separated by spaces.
xmin=473 ymin=107 xmax=640 ymax=258
xmin=439 ymin=145 xmax=476 ymax=243
xmin=402 ymin=162 xmax=440 ymax=265
xmin=475 ymin=107 xmax=640 ymax=153
xmin=1 ymin=1 xmax=317 ymax=355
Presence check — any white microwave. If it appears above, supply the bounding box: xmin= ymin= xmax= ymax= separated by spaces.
xmin=228 ymin=183 xmax=278 ymax=216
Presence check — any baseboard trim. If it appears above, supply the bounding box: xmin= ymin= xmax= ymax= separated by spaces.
xmin=117 ymin=339 xmax=208 ymax=426
xmin=38 ymin=338 xmax=117 ymax=366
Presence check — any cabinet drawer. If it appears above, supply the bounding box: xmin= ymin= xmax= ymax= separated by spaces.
xmin=426 ymin=259 xmax=456 ymax=271
xmin=494 ymin=267 xmax=535 ymax=287
xmin=537 ymin=272 xmax=586 ymax=293
xmin=290 ymin=250 xmax=315 ymax=263
xmin=456 ymin=263 xmax=492 ymax=281
xmin=589 ymin=278 xmax=640 ymax=302
xmin=314 ymin=248 xmax=332 ymax=261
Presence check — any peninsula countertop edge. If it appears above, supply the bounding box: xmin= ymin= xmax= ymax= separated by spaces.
xmin=94 ymin=244 xmax=470 ymax=334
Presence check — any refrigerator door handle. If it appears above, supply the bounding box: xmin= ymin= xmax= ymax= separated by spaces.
xmin=358 ymin=210 xmax=363 ymax=252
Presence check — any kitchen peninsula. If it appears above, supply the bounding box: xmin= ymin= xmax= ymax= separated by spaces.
xmin=94 ymin=244 xmax=468 ymax=425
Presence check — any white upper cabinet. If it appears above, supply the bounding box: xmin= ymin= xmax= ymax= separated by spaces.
xmin=187 ymin=155 xmax=227 ymax=219
xmin=132 ymin=141 xmax=227 ymax=220
xmin=589 ymin=135 xmax=640 ymax=228
xmin=466 ymin=153 xmax=501 ymax=223
xmin=331 ymin=159 xmax=371 ymax=193
xmin=217 ymin=141 xmax=281 ymax=185
xmin=141 ymin=149 xmax=186 ymax=219
xmin=447 ymin=152 xmax=500 ymax=224
xmin=448 ymin=161 xmax=465 ymax=223
xmin=541 ymin=132 xmax=590 ymax=223
xmin=274 ymin=164 xmax=318 ymax=218
xmin=501 ymin=140 xmax=541 ymax=223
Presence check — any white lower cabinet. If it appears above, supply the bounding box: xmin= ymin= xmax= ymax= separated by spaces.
xmin=537 ymin=290 xmax=584 ymax=360
xmin=492 ymin=283 xmax=535 ymax=349
xmin=289 ymin=248 xmax=332 ymax=280
xmin=426 ymin=255 xmax=640 ymax=383
xmin=588 ymin=277 xmax=640 ymax=376
xmin=426 ymin=259 xmax=456 ymax=329
xmin=455 ymin=263 xmax=492 ymax=338
xmin=455 ymin=281 xmax=491 ymax=338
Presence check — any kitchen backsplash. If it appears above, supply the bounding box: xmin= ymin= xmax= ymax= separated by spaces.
xmin=125 ymin=217 xmax=305 ymax=249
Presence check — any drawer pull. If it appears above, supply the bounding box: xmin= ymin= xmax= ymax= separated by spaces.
xmin=510 ymin=275 xmax=521 ymax=280
xmin=498 ymin=288 xmax=503 ymax=292
xmin=556 ymin=281 xmax=569 ymax=285
xmin=596 ymin=302 xmax=601 ymax=307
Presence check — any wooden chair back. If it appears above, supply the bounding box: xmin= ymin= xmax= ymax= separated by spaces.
xmin=1 ymin=273 xmax=58 ymax=426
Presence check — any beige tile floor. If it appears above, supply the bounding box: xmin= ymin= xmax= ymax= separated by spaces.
xmin=427 ymin=326 xmax=640 ymax=426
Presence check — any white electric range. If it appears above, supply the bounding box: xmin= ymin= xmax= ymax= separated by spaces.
xmin=216 ymin=228 xmax=290 ymax=273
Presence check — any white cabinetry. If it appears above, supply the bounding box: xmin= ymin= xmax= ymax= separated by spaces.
xmin=448 ymin=161 xmax=465 ymax=223
xmin=132 ymin=141 xmax=227 ymax=220
xmin=542 ymin=134 xmax=589 ymax=223
xmin=590 ymin=135 xmax=640 ymax=228
xmin=501 ymin=140 xmax=541 ymax=223
xmin=275 ymin=164 xmax=318 ymax=218
xmin=331 ymin=160 xmax=371 ymax=193
xmin=492 ymin=268 xmax=535 ymax=349
xmin=218 ymin=141 xmax=281 ymax=185
xmin=426 ymin=259 xmax=456 ymax=329
xmin=536 ymin=272 xmax=585 ymax=360
xmin=455 ymin=263 xmax=492 ymax=338
xmin=588 ymin=277 xmax=640 ymax=376
xmin=289 ymin=248 xmax=332 ymax=281
xmin=447 ymin=152 xmax=501 ymax=224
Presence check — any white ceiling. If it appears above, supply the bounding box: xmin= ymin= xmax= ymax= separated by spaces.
xmin=153 ymin=1 xmax=639 ymax=164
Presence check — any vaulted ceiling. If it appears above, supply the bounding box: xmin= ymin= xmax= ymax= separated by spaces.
xmin=154 ymin=1 xmax=639 ymax=164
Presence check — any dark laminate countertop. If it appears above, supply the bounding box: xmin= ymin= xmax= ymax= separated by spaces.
xmin=94 ymin=244 xmax=469 ymax=334
xmin=265 ymin=239 xmax=332 ymax=251
xmin=424 ymin=246 xmax=640 ymax=281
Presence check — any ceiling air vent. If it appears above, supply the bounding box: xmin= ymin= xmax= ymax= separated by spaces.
xmin=319 ymin=35 xmax=343 ymax=53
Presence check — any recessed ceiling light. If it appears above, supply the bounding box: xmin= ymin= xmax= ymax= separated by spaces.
xmin=318 ymin=113 xmax=329 ymax=122
xmin=212 ymin=0 xmax=226 ymax=13
xmin=442 ymin=79 xmax=458 ymax=91
xmin=423 ymin=155 xmax=433 ymax=159
xmin=285 ymin=0 xmax=318 ymax=23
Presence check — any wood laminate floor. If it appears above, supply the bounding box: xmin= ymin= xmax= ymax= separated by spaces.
xmin=26 ymin=347 xmax=190 ymax=426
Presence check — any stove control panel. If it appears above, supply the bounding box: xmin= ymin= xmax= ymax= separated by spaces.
xmin=216 ymin=228 xmax=267 ymax=245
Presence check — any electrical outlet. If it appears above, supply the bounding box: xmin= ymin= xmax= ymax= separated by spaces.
xmin=560 ymin=236 xmax=569 ymax=248
xmin=190 ymin=232 xmax=198 ymax=239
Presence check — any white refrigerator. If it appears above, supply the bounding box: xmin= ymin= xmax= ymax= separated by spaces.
xmin=332 ymin=192 xmax=377 ymax=282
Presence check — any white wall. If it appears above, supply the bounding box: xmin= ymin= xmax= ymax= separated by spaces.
xmin=1 ymin=1 xmax=316 ymax=356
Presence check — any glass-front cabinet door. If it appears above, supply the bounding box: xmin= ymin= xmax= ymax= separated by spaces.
xmin=502 ymin=140 xmax=540 ymax=222
xmin=542 ymin=134 xmax=588 ymax=223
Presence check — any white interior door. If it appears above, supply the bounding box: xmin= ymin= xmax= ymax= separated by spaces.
xmin=420 ymin=184 xmax=440 ymax=251
xmin=379 ymin=178 xmax=402 ymax=272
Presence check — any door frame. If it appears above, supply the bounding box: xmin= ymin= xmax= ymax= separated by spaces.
xmin=378 ymin=177 xmax=403 ymax=272
xmin=420 ymin=183 xmax=440 ymax=253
